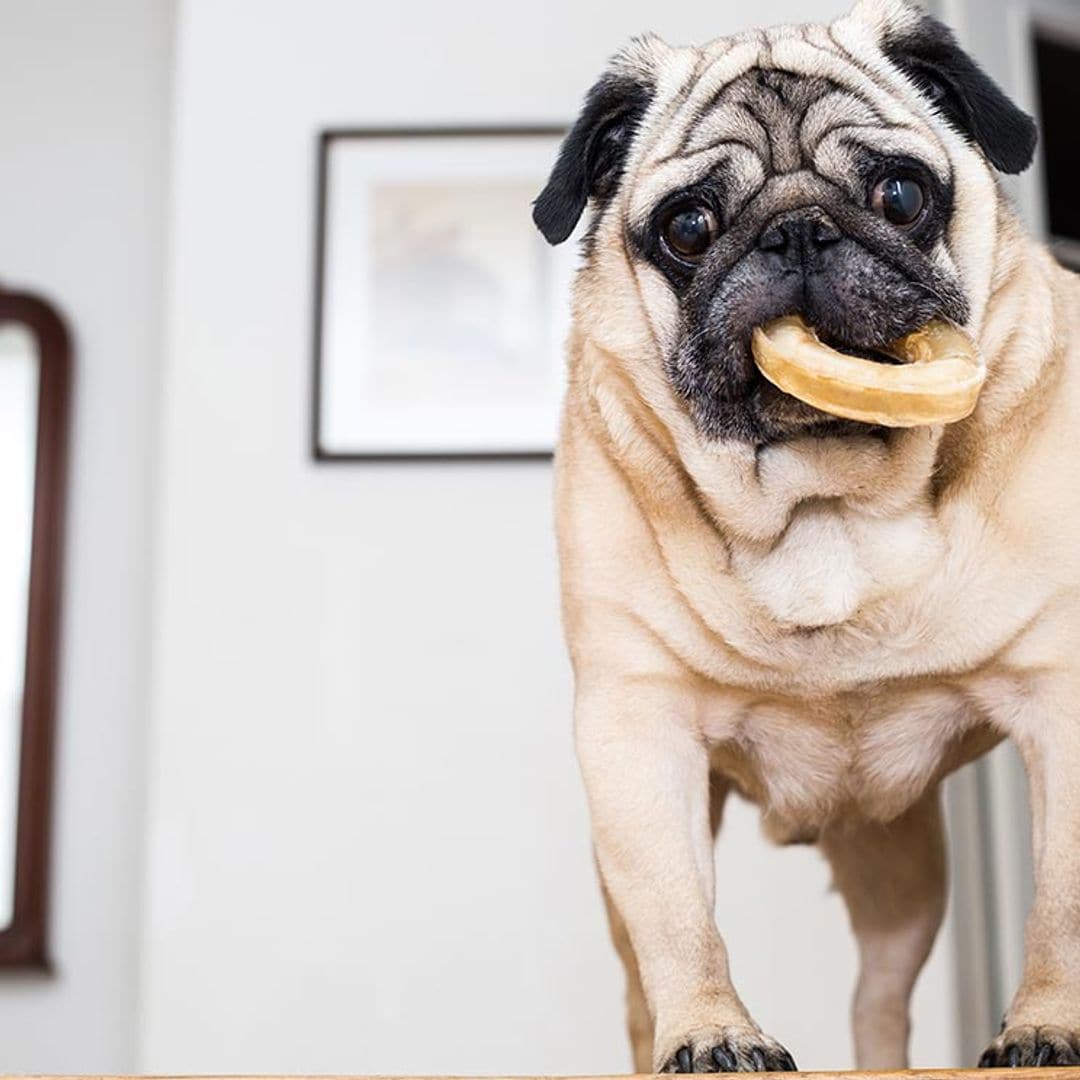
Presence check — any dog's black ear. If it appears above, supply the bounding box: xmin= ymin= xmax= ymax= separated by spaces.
xmin=885 ymin=12 xmax=1037 ymax=174
xmin=533 ymin=67 xmax=654 ymax=245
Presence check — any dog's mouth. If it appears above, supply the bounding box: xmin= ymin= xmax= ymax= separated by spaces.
xmin=816 ymin=332 xmax=904 ymax=366
xmin=749 ymin=315 xmax=984 ymax=429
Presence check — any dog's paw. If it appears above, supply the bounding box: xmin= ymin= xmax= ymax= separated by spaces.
xmin=658 ymin=1026 xmax=797 ymax=1073
xmin=978 ymin=1025 xmax=1080 ymax=1067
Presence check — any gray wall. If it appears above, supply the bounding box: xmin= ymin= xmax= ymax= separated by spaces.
xmin=0 ymin=0 xmax=174 ymax=1071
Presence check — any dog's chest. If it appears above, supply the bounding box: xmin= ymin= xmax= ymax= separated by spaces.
xmin=728 ymin=499 xmax=942 ymax=629
xmin=684 ymin=488 xmax=1056 ymax=833
xmin=679 ymin=491 xmax=1044 ymax=694
xmin=701 ymin=504 xmax=1017 ymax=829
xmin=706 ymin=682 xmax=992 ymax=832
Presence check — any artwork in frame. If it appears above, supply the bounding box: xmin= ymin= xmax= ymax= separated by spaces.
xmin=313 ymin=128 xmax=579 ymax=460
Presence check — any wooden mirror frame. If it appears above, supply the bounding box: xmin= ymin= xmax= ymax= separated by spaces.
xmin=0 ymin=286 xmax=70 ymax=968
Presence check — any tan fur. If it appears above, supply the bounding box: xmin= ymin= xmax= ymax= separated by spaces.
xmin=557 ymin=0 xmax=1080 ymax=1069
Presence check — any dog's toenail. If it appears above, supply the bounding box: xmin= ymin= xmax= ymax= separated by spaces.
xmin=712 ymin=1045 xmax=736 ymax=1071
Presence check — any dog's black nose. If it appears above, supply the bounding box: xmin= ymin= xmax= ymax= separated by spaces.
xmin=758 ymin=216 xmax=842 ymax=259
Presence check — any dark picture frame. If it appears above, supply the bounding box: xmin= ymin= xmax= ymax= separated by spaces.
xmin=0 ymin=285 xmax=70 ymax=968
xmin=311 ymin=127 xmax=569 ymax=463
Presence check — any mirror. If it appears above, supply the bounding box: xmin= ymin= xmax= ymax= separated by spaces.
xmin=0 ymin=287 xmax=69 ymax=967
xmin=0 ymin=322 xmax=39 ymax=929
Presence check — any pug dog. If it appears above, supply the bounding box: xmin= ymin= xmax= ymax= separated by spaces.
xmin=532 ymin=0 xmax=1080 ymax=1071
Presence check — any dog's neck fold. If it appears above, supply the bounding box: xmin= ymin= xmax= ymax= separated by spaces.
xmin=578 ymin=336 xmax=940 ymax=547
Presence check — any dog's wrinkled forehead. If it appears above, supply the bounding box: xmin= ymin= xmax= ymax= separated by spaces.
xmin=626 ymin=29 xmax=951 ymax=222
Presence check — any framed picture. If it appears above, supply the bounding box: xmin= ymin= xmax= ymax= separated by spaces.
xmin=312 ymin=127 xmax=577 ymax=461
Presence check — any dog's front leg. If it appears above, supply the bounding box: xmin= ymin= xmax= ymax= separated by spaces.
xmin=576 ymin=679 xmax=796 ymax=1073
xmin=980 ymin=675 xmax=1080 ymax=1067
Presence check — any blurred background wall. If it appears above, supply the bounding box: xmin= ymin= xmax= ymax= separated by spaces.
xmin=0 ymin=0 xmax=1062 ymax=1073
xmin=0 ymin=0 xmax=172 ymax=1069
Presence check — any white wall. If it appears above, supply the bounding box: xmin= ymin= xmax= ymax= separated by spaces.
xmin=0 ymin=0 xmax=174 ymax=1071
xmin=142 ymin=0 xmax=962 ymax=1074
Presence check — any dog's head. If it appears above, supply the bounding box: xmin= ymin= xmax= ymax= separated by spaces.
xmin=534 ymin=0 xmax=1037 ymax=444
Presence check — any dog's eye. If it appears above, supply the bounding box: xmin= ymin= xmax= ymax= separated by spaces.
xmin=871 ymin=177 xmax=926 ymax=228
xmin=660 ymin=204 xmax=719 ymax=261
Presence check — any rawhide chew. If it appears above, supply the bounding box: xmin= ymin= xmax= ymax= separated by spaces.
xmin=750 ymin=315 xmax=984 ymax=428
